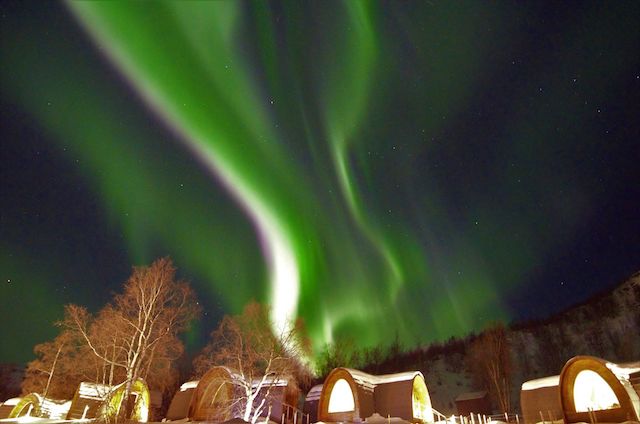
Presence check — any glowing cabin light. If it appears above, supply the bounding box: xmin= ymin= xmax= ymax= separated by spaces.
xmin=573 ymin=370 xmax=620 ymax=411
xmin=328 ymin=379 xmax=355 ymax=413
xmin=412 ymin=375 xmax=433 ymax=422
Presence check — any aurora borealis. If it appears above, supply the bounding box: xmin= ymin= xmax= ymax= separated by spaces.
xmin=1 ymin=1 xmax=639 ymax=365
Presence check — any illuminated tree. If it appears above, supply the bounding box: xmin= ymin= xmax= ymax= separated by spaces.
xmin=466 ymin=323 xmax=512 ymax=413
xmin=64 ymin=257 xmax=200 ymax=416
xmin=22 ymin=329 xmax=92 ymax=401
xmin=193 ymin=302 xmax=311 ymax=424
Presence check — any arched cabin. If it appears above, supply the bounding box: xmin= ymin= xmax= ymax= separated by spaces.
xmin=189 ymin=366 xmax=299 ymax=423
xmin=189 ymin=367 xmax=244 ymax=422
xmin=0 ymin=398 xmax=21 ymax=419
xmin=7 ymin=393 xmax=71 ymax=420
xmin=7 ymin=394 xmax=42 ymax=419
xmin=166 ymin=380 xmax=198 ymax=421
xmin=65 ymin=379 xmax=150 ymax=422
xmin=559 ymin=356 xmax=640 ymax=423
xmin=318 ymin=367 xmax=433 ymax=423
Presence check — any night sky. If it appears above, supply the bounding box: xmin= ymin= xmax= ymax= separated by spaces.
xmin=1 ymin=1 xmax=639 ymax=365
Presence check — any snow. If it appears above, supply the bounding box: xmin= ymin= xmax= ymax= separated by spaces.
xmin=343 ymin=368 xmax=422 ymax=386
xmin=305 ymin=385 xmax=322 ymax=401
xmin=76 ymin=382 xmax=111 ymax=400
xmin=365 ymin=412 xmax=411 ymax=424
xmin=39 ymin=399 xmax=71 ymax=420
xmin=521 ymin=375 xmax=559 ymax=391
xmin=606 ymin=361 xmax=640 ymax=380
xmin=179 ymin=381 xmax=199 ymax=391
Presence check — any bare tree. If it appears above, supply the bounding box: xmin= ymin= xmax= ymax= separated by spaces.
xmin=193 ymin=302 xmax=311 ymax=424
xmin=64 ymin=257 xmax=200 ymax=417
xmin=22 ymin=328 xmax=92 ymax=400
xmin=466 ymin=323 xmax=512 ymax=413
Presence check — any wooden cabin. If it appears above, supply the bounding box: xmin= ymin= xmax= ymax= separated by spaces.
xmin=188 ymin=367 xmax=245 ymax=422
xmin=559 ymin=356 xmax=640 ymax=423
xmin=166 ymin=380 xmax=198 ymax=421
xmin=65 ymin=379 xmax=150 ymax=422
xmin=188 ymin=366 xmax=298 ymax=423
xmin=318 ymin=367 xmax=433 ymax=423
xmin=5 ymin=393 xmax=71 ymax=420
xmin=0 ymin=398 xmax=21 ymax=419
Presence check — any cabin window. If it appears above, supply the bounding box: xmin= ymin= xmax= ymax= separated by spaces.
xmin=573 ymin=370 xmax=620 ymax=412
xmin=328 ymin=379 xmax=355 ymax=413
xmin=412 ymin=376 xmax=433 ymax=422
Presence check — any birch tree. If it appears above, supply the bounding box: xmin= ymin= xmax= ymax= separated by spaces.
xmin=22 ymin=329 xmax=92 ymax=400
xmin=466 ymin=323 xmax=512 ymax=413
xmin=193 ymin=302 xmax=311 ymax=424
xmin=64 ymin=257 xmax=199 ymax=417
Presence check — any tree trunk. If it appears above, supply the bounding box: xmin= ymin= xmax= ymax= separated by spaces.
xmin=41 ymin=344 xmax=63 ymax=416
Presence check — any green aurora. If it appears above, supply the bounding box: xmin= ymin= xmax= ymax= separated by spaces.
xmin=1 ymin=1 xmax=639 ymax=364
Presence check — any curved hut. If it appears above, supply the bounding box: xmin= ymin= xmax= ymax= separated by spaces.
xmin=559 ymin=356 xmax=640 ymax=423
xmin=104 ymin=379 xmax=151 ymax=422
xmin=166 ymin=380 xmax=198 ymax=421
xmin=0 ymin=398 xmax=21 ymax=419
xmin=7 ymin=394 xmax=42 ymax=419
xmin=189 ymin=366 xmax=299 ymax=423
xmin=65 ymin=379 xmax=150 ymax=422
xmin=318 ymin=367 xmax=433 ymax=423
xmin=5 ymin=393 xmax=70 ymax=419
xmin=189 ymin=366 xmax=244 ymax=422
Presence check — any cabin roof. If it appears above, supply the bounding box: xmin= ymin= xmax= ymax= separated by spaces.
xmin=521 ymin=375 xmax=560 ymax=391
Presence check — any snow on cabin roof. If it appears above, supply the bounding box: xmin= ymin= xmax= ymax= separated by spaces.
xmin=40 ymin=399 xmax=72 ymax=420
xmin=341 ymin=368 xmax=422 ymax=390
xmin=78 ymin=382 xmax=113 ymax=399
xmin=251 ymin=375 xmax=290 ymax=388
xmin=306 ymin=385 xmax=323 ymax=401
xmin=607 ymin=361 xmax=640 ymax=380
xmin=180 ymin=380 xmax=199 ymax=391
xmin=2 ymin=398 xmax=21 ymax=406
xmin=521 ymin=375 xmax=560 ymax=391
xmin=455 ymin=391 xmax=487 ymax=401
